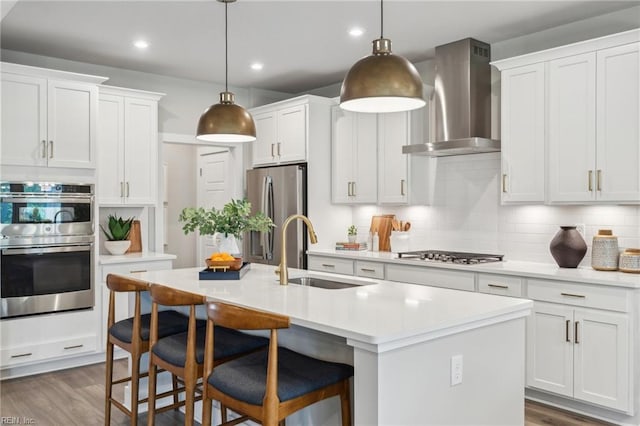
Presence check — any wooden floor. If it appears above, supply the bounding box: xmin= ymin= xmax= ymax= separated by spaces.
xmin=0 ymin=360 xmax=612 ymax=426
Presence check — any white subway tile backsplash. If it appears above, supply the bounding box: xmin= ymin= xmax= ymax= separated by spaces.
xmin=351 ymin=155 xmax=640 ymax=262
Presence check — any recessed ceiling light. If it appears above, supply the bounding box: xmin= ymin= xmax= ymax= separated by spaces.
xmin=349 ymin=27 xmax=364 ymax=37
xmin=250 ymin=62 xmax=263 ymax=71
xmin=133 ymin=40 xmax=149 ymax=49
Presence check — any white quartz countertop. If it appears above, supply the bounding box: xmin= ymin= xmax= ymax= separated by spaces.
xmin=307 ymin=249 xmax=640 ymax=289
xmin=128 ymin=263 xmax=532 ymax=352
xmin=99 ymin=251 xmax=177 ymax=265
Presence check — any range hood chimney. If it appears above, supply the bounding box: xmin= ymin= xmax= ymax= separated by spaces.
xmin=403 ymin=38 xmax=500 ymax=156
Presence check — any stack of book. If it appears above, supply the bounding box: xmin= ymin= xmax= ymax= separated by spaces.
xmin=335 ymin=242 xmax=368 ymax=251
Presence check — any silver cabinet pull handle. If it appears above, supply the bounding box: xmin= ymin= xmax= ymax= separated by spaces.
xmin=352 ymin=181 xmax=356 ymax=196
xmin=64 ymin=344 xmax=84 ymax=350
xmin=49 ymin=140 xmax=54 ymax=158
xmin=360 ymin=268 xmax=376 ymax=273
xmin=488 ymin=283 xmax=509 ymax=289
xmin=574 ymin=321 xmax=580 ymax=344
xmin=277 ymin=142 xmax=281 ymax=156
xmin=565 ymin=320 xmax=571 ymax=342
xmin=11 ymin=352 xmax=32 ymax=358
xmin=597 ymin=170 xmax=602 ymax=191
xmin=588 ymin=170 xmax=593 ymax=192
xmin=120 ymin=182 xmax=124 ymax=198
xmin=126 ymin=182 xmax=130 ymax=198
xmin=400 ymin=179 xmax=406 ymax=196
xmin=321 ymin=263 xmax=335 ymax=268
xmin=561 ymin=292 xmax=586 ymax=298
xmin=41 ymin=140 xmax=47 ymax=158
xmin=502 ymin=174 xmax=508 ymax=193
xmin=347 ymin=182 xmax=352 ymax=197
xmin=271 ymin=143 xmax=275 ymax=158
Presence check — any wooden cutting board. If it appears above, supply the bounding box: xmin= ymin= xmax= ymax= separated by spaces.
xmin=126 ymin=220 xmax=142 ymax=253
xmin=370 ymin=214 xmax=395 ymax=251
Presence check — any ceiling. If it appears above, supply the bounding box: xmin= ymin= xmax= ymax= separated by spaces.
xmin=1 ymin=1 xmax=638 ymax=93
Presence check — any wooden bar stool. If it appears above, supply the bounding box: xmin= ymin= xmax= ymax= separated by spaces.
xmin=201 ymin=301 xmax=354 ymax=426
xmin=146 ymin=284 xmax=269 ymax=426
xmin=104 ymin=274 xmax=191 ymax=426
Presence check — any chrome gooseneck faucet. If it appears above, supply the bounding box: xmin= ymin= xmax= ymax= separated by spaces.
xmin=277 ymin=214 xmax=318 ymax=285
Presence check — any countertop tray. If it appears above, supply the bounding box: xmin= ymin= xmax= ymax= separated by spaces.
xmin=199 ymin=262 xmax=251 ymax=280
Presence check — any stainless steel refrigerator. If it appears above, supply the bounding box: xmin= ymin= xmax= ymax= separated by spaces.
xmin=244 ymin=164 xmax=307 ymax=269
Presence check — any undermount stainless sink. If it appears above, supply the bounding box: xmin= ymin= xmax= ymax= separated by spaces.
xmin=288 ymin=276 xmax=375 ymax=289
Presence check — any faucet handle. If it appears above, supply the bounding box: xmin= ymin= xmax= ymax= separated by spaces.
xmin=274 ymin=266 xmax=280 ymax=275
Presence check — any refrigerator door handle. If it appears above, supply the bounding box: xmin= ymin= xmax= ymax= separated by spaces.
xmin=261 ymin=176 xmax=274 ymax=260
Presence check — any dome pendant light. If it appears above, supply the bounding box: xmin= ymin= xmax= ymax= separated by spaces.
xmin=340 ymin=0 xmax=425 ymax=113
xmin=197 ymin=0 xmax=256 ymax=143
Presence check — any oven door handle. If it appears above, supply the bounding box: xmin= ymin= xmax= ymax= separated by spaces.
xmin=2 ymin=245 xmax=91 ymax=255
xmin=0 ymin=196 xmax=93 ymax=204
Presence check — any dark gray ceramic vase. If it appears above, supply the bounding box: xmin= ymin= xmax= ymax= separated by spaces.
xmin=549 ymin=226 xmax=587 ymax=268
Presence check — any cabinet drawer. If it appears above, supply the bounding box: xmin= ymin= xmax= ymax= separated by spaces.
xmin=478 ymin=274 xmax=523 ymax=297
xmin=386 ymin=264 xmax=475 ymax=291
xmin=527 ymin=279 xmax=630 ymax=312
xmin=1 ymin=334 xmax=97 ymax=367
xmin=355 ymin=261 xmax=384 ymax=279
xmin=101 ymin=259 xmax=173 ymax=281
xmin=308 ymin=256 xmax=354 ymax=275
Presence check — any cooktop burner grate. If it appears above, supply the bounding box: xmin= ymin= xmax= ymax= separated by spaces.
xmin=397 ymin=250 xmax=504 ymax=264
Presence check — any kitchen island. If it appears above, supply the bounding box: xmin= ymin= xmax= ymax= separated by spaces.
xmin=125 ymin=263 xmax=532 ymax=425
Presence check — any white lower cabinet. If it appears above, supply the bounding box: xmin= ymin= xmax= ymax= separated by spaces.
xmin=307 ymin=255 xmax=354 ymax=276
xmin=385 ymin=264 xmax=475 ymax=291
xmin=99 ymin=257 xmax=174 ymax=352
xmin=477 ymin=273 xmax=523 ymax=297
xmin=526 ymin=281 xmax=631 ymax=413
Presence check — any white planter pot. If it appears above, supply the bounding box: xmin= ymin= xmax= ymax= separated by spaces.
xmin=105 ymin=240 xmax=131 ymax=255
xmin=213 ymin=233 xmax=241 ymax=256
xmin=348 ymin=235 xmax=357 ymax=243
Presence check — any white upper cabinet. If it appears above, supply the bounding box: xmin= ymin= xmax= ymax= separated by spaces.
xmin=499 ymin=63 xmax=546 ymax=203
xmin=547 ymin=52 xmax=597 ymax=202
xmin=97 ymin=86 xmax=164 ymax=205
xmin=377 ymin=112 xmax=409 ymax=204
xmin=1 ymin=64 xmax=106 ymax=169
xmin=595 ymin=43 xmax=640 ymax=202
xmin=331 ymin=107 xmax=377 ymax=203
xmin=251 ymin=96 xmax=320 ymax=167
xmin=493 ymin=30 xmax=640 ymax=204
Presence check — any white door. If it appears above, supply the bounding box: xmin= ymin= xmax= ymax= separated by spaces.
xmin=526 ymin=302 xmax=574 ymax=397
xmin=47 ymin=80 xmax=97 ymax=168
xmin=0 ymin=73 xmax=47 ymax=166
xmin=124 ymin=97 xmax=157 ymax=204
xmin=331 ymin=106 xmax=355 ymax=203
xmin=547 ymin=53 xmax=596 ymax=202
xmin=252 ymin=111 xmax=277 ymax=166
xmin=354 ymin=112 xmax=378 ymax=203
xmin=573 ymin=308 xmax=629 ymax=411
xmin=596 ymin=43 xmax=640 ymax=202
xmin=197 ymin=150 xmax=233 ymax=261
xmin=500 ymin=63 xmax=546 ymax=203
xmin=97 ymin=94 xmax=125 ymax=204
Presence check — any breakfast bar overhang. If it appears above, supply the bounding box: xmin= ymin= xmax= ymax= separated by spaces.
xmin=124 ymin=263 xmax=532 ymax=425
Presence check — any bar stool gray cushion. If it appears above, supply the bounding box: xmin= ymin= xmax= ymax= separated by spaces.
xmin=109 ymin=310 xmax=192 ymax=344
xmin=152 ymin=326 xmax=268 ymax=367
xmin=207 ymin=347 xmax=354 ymax=405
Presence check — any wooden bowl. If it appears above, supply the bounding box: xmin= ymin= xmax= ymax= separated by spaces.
xmin=205 ymin=257 xmax=243 ymax=271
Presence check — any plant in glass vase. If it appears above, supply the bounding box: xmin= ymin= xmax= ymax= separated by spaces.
xmin=179 ymin=199 xmax=274 ymax=256
xmin=100 ymin=214 xmax=134 ymax=255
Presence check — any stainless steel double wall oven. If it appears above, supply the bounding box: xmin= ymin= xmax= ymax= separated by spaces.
xmin=0 ymin=182 xmax=95 ymax=319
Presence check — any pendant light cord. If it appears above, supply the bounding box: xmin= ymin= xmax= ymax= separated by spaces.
xmin=380 ymin=0 xmax=383 ymax=38
xmin=225 ymin=1 xmax=229 ymax=92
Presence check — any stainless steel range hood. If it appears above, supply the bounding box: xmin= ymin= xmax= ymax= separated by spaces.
xmin=403 ymin=38 xmax=500 ymax=157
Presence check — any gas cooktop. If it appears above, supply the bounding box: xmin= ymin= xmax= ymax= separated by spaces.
xmin=397 ymin=250 xmax=504 ymax=265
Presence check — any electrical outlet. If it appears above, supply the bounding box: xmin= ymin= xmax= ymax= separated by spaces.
xmin=576 ymin=223 xmax=586 ymax=238
xmin=451 ymin=354 xmax=463 ymax=386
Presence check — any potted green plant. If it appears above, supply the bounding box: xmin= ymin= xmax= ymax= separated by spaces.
xmin=100 ymin=214 xmax=134 ymax=255
xmin=347 ymin=225 xmax=357 ymax=243
xmin=179 ymin=199 xmax=274 ymax=255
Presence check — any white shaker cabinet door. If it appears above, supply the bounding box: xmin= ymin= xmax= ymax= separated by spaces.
xmin=97 ymin=94 xmax=125 ymax=204
xmin=1 ymin=73 xmax=47 ymax=166
xmin=331 ymin=106 xmax=355 ymax=203
xmin=276 ymin=103 xmax=307 ymax=164
xmin=547 ymin=53 xmax=597 ymax=203
xmin=47 ymin=80 xmax=97 ymax=168
xmin=595 ymin=42 xmax=640 ymax=202
xmin=573 ymin=308 xmax=629 ymax=412
xmin=526 ymin=302 xmax=574 ymax=397
xmin=377 ymin=112 xmax=409 ymax=204
xmin=252 ymin=111 xmax=277 ymax=166
xmin=353 ymin=112 xmax=377 ymax=203
xmin=500 ymin=63 xmax=545 ymax=203
xmin=124 ymin=97 xmax=157 ymax=205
